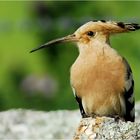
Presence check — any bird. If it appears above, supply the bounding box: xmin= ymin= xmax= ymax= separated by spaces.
xmin=30 ymin=20 xmax=140 ymax=122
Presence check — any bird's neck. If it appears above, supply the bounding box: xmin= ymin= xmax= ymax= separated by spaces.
xmin=77 ymin=38 xmax=120 ymax=63
xmin=77 ymin=38 xmax=111 ymax=56
xmin=77 ymin=33 xmax=110 ymax=54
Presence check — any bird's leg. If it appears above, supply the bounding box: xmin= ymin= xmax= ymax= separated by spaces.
xmin=75 ymin=96 xmax=88 ymax=118
xmin=114 ymin=115 xmax=125 ymax=122
xmin=108 ymin=115 xmax=125 ymax=122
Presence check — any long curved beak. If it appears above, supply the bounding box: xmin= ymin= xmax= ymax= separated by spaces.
xmin=30 ymin=34 xmax=77 ymax=53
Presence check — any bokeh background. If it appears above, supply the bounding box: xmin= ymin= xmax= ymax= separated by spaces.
xmin=0 ymin=1 xmax=140 ymax=111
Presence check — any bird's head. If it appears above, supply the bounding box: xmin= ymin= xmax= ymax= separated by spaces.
xmin=30 ymin=20 xmax=140 ymax=53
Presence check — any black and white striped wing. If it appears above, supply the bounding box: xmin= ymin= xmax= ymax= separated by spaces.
xmin=123 ymin=58 xmax=135 ymax=122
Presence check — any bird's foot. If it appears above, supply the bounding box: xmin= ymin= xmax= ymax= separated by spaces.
xmin=108 ymin=115 xmax=125 ymax=122
xmin=82 ymin=113 xmax=90 ymax=118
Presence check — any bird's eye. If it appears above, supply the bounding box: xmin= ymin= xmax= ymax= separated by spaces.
xmin=87 ymin=31 xmax=95 ymax=37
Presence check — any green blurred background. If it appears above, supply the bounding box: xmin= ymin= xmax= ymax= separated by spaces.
xmin=0 ymin=1 xmax=140 ymax=111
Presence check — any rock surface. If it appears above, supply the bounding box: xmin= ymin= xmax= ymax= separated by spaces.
xmin=74 ymin=117 xmax=140 ymax=140
xmin=0 ymin=102 xmax=140 ymax=139
xmin=0 ymin=109 xmax=80 ymax=139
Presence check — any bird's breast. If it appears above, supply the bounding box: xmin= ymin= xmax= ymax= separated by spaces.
xmin=70 ymin=48 xmax=126 ymax=98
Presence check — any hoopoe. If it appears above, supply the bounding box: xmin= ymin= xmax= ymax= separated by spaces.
xmin=31 ymin=20 xmax=140 ymax=122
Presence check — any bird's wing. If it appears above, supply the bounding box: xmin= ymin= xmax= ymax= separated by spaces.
xmin=72 ymin=87 xmax=87 ymax=118
xmin=122 ymin=57 xmax=135 ymax=122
